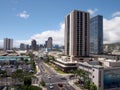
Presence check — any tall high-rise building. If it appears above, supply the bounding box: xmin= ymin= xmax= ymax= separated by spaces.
xmin=31 ymin=39 xmax=37 ymax=50
xmin=20 ymin=43 xmax=26 ymax=50
xmin=40 ymin=44 xmax=44 ymax=49
xmin=44 ymin=41 xmax=48 ymax=48
xmin=65 ymin=10 xmax=90 ymax=61
xmin=4 ymin=38 xmax=13 ymax=51
xmin=26 ymin=44 xmax=30 ymax=50
xmin=90 ymin=15 xmax=103 ymax=54
xmin=47 ymin=37 xmax=53 ymax=50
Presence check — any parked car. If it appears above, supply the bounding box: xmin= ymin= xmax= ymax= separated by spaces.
xmin=58 ymin=83 xmax=63 ymax=87
xmin=49 ymin=83 xmax=54 ymax=89
xmin=47 ymin=75 xmax=51 ymax=79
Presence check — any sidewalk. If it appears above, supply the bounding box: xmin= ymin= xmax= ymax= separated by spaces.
xmin=68 ymin=80 xmax=82 ymax=90
xmin=39 ymin=85 xmax=47 ymax=90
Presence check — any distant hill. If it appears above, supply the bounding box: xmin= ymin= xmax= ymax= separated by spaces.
xmin=104 ymin=42 xmax=120 ymax=46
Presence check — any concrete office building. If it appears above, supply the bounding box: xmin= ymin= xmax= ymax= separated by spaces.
xmin=44 ymin=41 xmax=48 ymax=48
xmin=78 ymin=57 xmax=120 ymax=90
xmin=31 ymin=39 xmax=37 ymax=51
xmin=47 ymin=37 xmax=53 ymax=50
xmin=26 ymin=44 xmax=30 ymax=50
xmin=4 ymin=38 xmax=13 ymax=51
xmin=78 ymin=61 xmax=104 ymax=90
xmin=20 ymin=43 xmax=26 ymax=50
xmin=65 ymin=10 xmax=90 ymax=61
xmin=90 ymin=15 xmax=103 ymax=54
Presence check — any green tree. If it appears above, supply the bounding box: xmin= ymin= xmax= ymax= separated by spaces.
xmin=24 ymin=76 xmax=32 ymax=86
xmin=25 ymin=59 xmax=29 ymax=64
xmin=21 ymin=85 xmax=42 ymax=90
xmin=84 ymin=79 xmax=90 ymax=89
xmin=40 ymin=80 xmax=46 ymax=86
xmin=75 ymin=69 xmax=84 ymax=81
xmin=48 ymin=56 xmax=56 ymax=61
xmin=12 ymin=69 xmax=24 ymax=79
xmin=52 ymin=56 xmax=55 ymax=61
xmin=0 ymin=70 xmax=7 ymax=77
xmin=12 ymin=69 xmax=24 ymax=85
xmin=90 ymin=83 xmax=97 ymax=90
xmin=71 ymin=69 xmax=77 ymax=77
xmin=79 ymin=70 xmax=89 ymax=81
xmin=20 ymin=57 xmax=24 ymax=61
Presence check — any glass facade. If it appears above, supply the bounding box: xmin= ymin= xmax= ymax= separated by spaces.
xmin=90 ymin=15 xmax=103 ymax=54
xmin=104 ymin=69 xmax=120 ymax=89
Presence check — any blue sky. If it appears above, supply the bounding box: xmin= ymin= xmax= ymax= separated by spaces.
xmin=0 ymin=0 xmax=120 ymax=47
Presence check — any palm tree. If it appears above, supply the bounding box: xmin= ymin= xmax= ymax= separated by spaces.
xmin=84 ymin=79 xmax=91 ymax=89
xmin=72 ymin=69 xmax=77 ymax=77
xmin=77 ymin=69 xmax=82 ymax=79
xmin=90 ymin=83 xmax=97 ymax=90
xmin=82 ymin=70 xmax=90 ymax=87
xmin=76 ymin=69 xmax=90 ymax=87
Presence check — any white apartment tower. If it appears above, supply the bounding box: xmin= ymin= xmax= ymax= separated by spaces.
xmin=4 ymin=38 xmax=13 ymax=51
xmin=65 ymin=10 xmax=90 ymax=61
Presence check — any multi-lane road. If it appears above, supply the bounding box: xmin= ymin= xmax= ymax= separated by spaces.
xmin=35 ymin=59 xmax=76 ymax=90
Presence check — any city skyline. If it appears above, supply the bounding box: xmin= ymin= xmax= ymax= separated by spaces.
xmin=0 ymin=0 xmax=120 ymax=47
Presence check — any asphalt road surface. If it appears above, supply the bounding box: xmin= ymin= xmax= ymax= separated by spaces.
xmin=35 ymin=58 xmax=76 ymax=90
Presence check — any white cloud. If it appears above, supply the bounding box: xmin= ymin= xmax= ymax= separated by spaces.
xmin=14 ymin=40 xmax=31 ymax=47
xmin=112 ymin=12 xmax=120 ymax=17
xmin=17 ymin=11 xmax=30 ymax=19
xmin=87 ymin=8 xmax=98 ymax=16
xmin=30 ymin=23 xmax=64 ymax=45
xmin=104 ymin=12 xmax=120 ymax=44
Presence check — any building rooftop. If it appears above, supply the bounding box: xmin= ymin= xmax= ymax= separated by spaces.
xmin=98 ymin=57 xmax=120 ymax=68
xmin=79 ymin=61 xmax=103 ymax=69
xmin=57 ymin=58 xmax=77 ymax=64
xmin=52 ymin=61 xmax=77 ymax=68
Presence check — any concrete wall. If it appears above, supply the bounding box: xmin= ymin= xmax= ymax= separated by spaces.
xmin=78 ymin=62 xmax=104 ymax=90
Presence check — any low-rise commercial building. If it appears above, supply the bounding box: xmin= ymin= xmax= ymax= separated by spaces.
xmin=50 ymin=58 xmax=77 ymax=72
xmin=78 ymin=58 xmax=120 ymax=90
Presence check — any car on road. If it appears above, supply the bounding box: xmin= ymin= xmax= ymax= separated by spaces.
xmin=69 ymin=75 xmax=75 ymax=79
xmin=60 ymin=77 xmax=67 ymax=80
xmin=49 ymin=83 xmax=54 ymax=89
xmin=58 ymin=83 xmax=63 ymax=87
xmin=49 ymin=83 xmax=53 ymax=86
xmin=47 ymin=75 xmax=51 ymax=79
